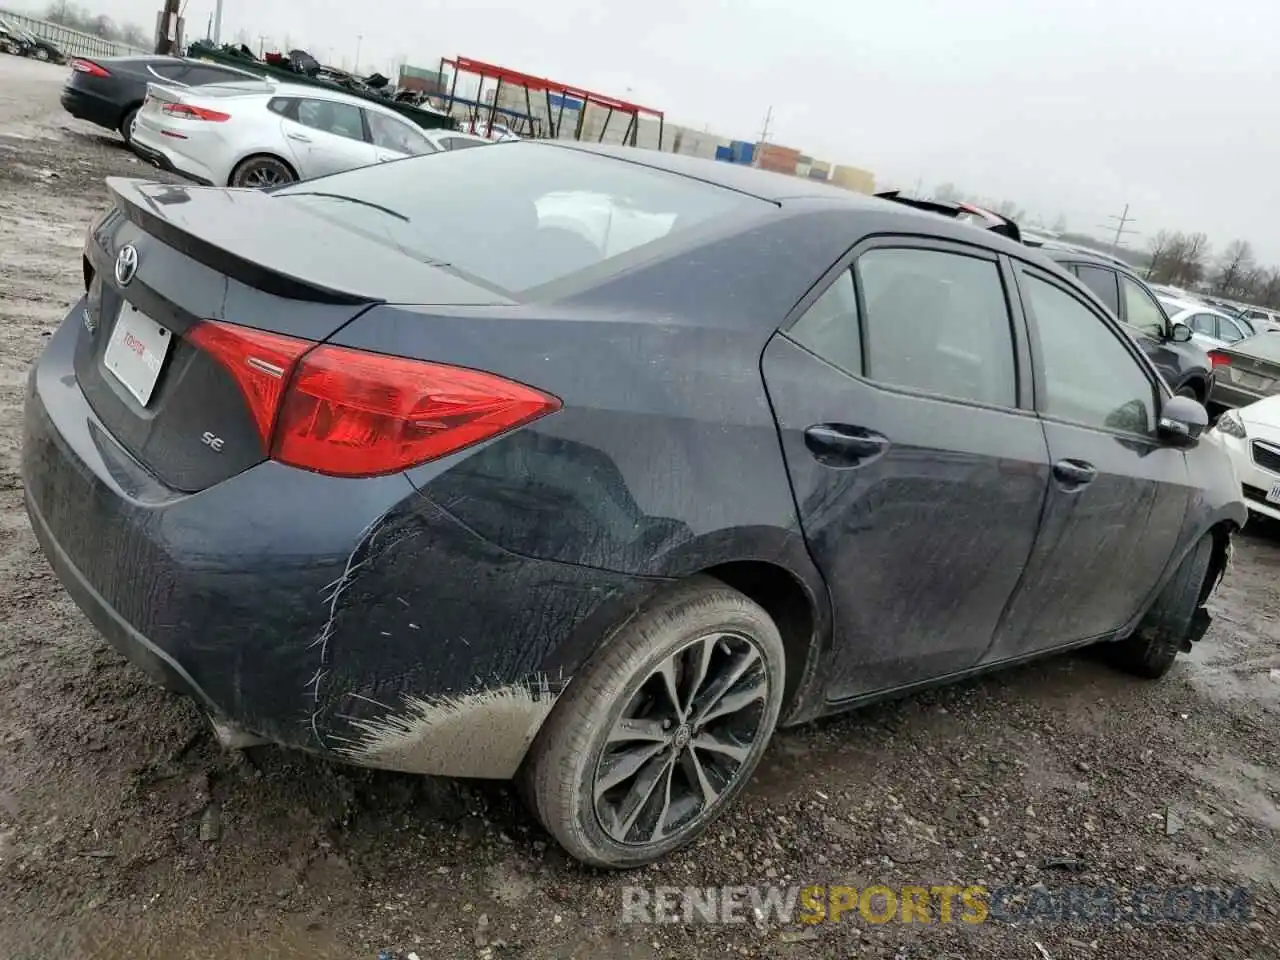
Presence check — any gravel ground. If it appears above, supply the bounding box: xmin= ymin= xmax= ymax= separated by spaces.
xmin=1 ymin=55 xmax=1278 ymax=960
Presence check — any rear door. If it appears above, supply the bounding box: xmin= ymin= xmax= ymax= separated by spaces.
xmin=279 ymin=97 xmax=377 ymax=177
xmin=762 ymin=238 xmax=1050 ymax=701
xmin=984 ymin=264 xmax=1190 ymax=661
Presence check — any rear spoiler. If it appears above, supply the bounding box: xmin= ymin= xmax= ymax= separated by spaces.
xmin=874 ymin=191 xmax=1022 ymax=244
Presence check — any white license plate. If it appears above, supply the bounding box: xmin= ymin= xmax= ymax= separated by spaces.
xmin=103 ymin=302 xmax=172 ymax=406
xmin=1267 ymin=483 xmax=1280 ymax=505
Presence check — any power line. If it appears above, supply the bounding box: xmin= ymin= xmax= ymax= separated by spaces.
xmin=1098 ymin=203 xmax=1138 ymax=253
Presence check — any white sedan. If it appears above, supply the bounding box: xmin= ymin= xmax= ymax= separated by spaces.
xmin=130 ymin=80 xmax=483 ymax=188
xmin=1157 ymin=296 xmax=1252 ymax=351
xmin=1211 ymin=398 xmax=1280 ymax=520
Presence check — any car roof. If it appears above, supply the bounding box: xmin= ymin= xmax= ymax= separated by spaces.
xmin=555 ymin=143 xmax=879 ymax=204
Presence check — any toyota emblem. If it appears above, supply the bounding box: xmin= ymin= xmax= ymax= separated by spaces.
xmin=114 ymin=244 xmax=138 ymax=287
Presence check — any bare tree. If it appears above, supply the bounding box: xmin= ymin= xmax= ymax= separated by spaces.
xmin=1146 ymin=230 xmax=1175 ymax=280
xmin=1168 ymin=232 xmax=1210 ymax=288
xmin=933 ymin=182 xmax=959 ymax=202
xmin=1214 ymin=240 xmax=1256 ymax=297
xmin=1051 ymin=214 xmax=1068 ymax=233
xmin=1256 ymin=267 xmax=1280 ymax=309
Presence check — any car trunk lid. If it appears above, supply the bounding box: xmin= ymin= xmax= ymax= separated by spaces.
xmin=76 ymin=177 xmax=510 ymax=493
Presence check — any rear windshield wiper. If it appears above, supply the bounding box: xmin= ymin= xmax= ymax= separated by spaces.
xmin=275 ymin=191 xmax=409 ymax=223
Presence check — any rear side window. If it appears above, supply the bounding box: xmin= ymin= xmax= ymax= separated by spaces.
xmin=296 ymin=99 xmax=365 ymax=141
xmin=1074 ymin=264 xmax=1120 ymax=315
xmin=442 ymin=136 xmax=484 ymax=150
xmin=267 ymin=97 xmax=296 ymax=118
xmin=271 ymin=142 xmax=765 ymax=293
xmin=1021 ymin=272 xmax=1154 ymax=434
xmin=1220 ymin=317 xmax=1248 ymax=343
xmin=1188 ymin=313 xmax=1218 ymax=337
xmin=854 ymin=248 xmax=1017 ymax=407
xmin=789 ymin=271 xmax=861 ymax=375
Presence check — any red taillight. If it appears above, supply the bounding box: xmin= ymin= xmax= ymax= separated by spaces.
xmin=1208 ymin=350 xmax=1231 ymax=368
xmin=187 ymin=321 xmax=561 ymax=477
xmin=161 ymin=103 xmax=231 ymax=122
xmin=186 ymin=322 xmax=312 ymax=446
xmin=69 ymin=58 xmax=110 ymax=77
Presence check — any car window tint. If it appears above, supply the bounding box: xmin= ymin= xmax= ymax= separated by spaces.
xmin=185 ymin=65 xmax=252 ymax=85
xmin=1120 ymin=275 xmax=1167 ymax=338
xmin=1220 ymin=317 xmax=1247 ymax=343
xmin=1023 ymin=273 xmax=1154 ymax=434
xmin=443 ymin=137 xmax=484 ymax=150
xmin=147 ymin=63 xmax=188 ymax=81
xmin=267 ymin=97 xmax=296 ymax=119
xmin=296 ymin=99 xmax=365 ymax=141
xmin=367 ymin=111 xmax=436 ymax=155
xmin=788 ymin=271 xmax=861 ymax=374
xmin=1074 ymin=264 xmax=1120 ymax=315
xmin=271 ymin=142 xmax=765 ymax=293
xmin=854 ymin=248 xmax=1016 ymax=406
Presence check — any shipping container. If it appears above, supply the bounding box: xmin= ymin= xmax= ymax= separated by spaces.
xmin=831 ymin=165 xmax=876 ymax=194
xmin=715 ymin=145 xmax=734 ymax=162
xmin=730 ymin=139 xmax=755 ymax=164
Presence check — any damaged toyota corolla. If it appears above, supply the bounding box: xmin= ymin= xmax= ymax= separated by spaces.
xmin=23 ymin=141 xmax=1246 ymax=868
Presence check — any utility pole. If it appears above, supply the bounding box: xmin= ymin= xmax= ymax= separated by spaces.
xmin=1099 ymin=202 xmax=1138 ymax=253
xmin=212 ymin=0 xmax=223 ymax=44
xmin=156 ymin=0 xmax=181 ymax=54
xmin=758 ymin=105 xmax=773 ymax=144
xmin=354 ymin=34 xmax=363 ymax=74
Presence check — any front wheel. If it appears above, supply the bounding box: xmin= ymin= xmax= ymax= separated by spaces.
xmin=118 ymin=107 xmax=138 ymax=145
xmin=34 ymin=46 xmax=49 ymax=61
xmin=522 ymin=577 xmax=786 ymax=869
xmin=229 ymin=155 xmax=296 ymax=189
xmin=1105 ymin=535 xmax=1215 ymax=679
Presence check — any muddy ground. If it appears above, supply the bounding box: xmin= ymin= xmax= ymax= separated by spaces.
xmin=0 ymin=55 xmax=1278 ymax=960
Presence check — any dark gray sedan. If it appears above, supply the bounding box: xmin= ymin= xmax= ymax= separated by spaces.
xmin=21 ymin=142 xmax=1247 ymax=869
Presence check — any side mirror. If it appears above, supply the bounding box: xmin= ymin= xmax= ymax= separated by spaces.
xmin=1169 ymin=322 xmax=1193 ymax=343
xmin=1158 ymin=394 xmax=1208 ymax=446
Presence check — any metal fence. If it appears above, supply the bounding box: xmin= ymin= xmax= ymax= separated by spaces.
xmin=0 ymin=7 xmax=149 ymax=59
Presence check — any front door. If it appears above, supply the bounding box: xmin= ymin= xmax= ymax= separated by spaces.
xmin=984 ymin=266 xmax=1191 ymax=661
xmin=762 ymin=239 xmax=1051 ymax=701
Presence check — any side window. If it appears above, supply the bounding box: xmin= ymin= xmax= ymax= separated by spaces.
xmin=296 ymin=99 xmax=366 ymax=141
xmin=442 ymin=136 xmax=484 ymax=151
xmin=1220 ymin=317 xmax=1247 ymax=343
xmin=1021 ymin=272 xmax=1155 ymax=434
xmin=1188 ymin=313 xmax=1218 ymax=337
xmin=1120 ymin=275 xmax=1168 ymax=338
xmin=788 ymin=271 xmax=861 ymax=375
xmin=366 ymin=111 xmax=436 ymax=155
xmin=267 ymin=97 xmax=297 ymax=119
xmin=855 ymin=247 xmax=1016 ymax=407
xmin=1074 ymin=264 xmax=1120 ymax=316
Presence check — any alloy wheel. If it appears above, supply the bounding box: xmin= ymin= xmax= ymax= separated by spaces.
xmin=592 ymin=631 xmax=769 ymax=846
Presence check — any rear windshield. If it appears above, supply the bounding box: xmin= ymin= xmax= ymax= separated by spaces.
xmin=271 ymin=142 xmax=767 ymax=293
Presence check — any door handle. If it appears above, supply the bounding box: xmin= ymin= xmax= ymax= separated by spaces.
xmin=286 ymin=132 xmax=311 ymax=143
xmin=1052 ymin=458 xmax=1097 ymax=489
xmin=803 ymin=424 xmax=890 ymax=468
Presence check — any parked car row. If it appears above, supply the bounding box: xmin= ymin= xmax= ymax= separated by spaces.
xmin=22 ymin=142 xmax=1246 ymax=868
xmin=60 ymin=54 xmax=492 ymax=186
xmin=0 ymin=16 xmax=65 ymax=63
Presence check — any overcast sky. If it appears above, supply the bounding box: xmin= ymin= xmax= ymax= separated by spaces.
xmin=76 ymin=0 xmax=1280 ymax=262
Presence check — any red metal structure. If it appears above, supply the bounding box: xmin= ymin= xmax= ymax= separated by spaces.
xmin=437 ymin=55 xmax=664 ymax=148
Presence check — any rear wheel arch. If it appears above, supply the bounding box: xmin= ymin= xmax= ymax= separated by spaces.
xmin=228 ymin=153 xmax=299 ymax=188
xmin=1176 ymin=375 xmax=1207 ymax=403
xmin=700 ymin=559 xmax=824 ymax=724
xmin=1200 ymin=520 xmax=1237 ymax=605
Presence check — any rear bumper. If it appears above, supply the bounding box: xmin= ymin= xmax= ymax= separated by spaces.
xmin=22 ymin=300 xmax=656 ymax=776
xmin=130 ymin=125 xmax=219 ymax=186
xmin=1209 ymin=378 xmax=1267 ymax=411
xmin=60 ymin=86 xmax=122 ymax=130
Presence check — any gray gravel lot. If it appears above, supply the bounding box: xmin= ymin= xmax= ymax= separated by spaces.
xmin=0 ymin=53 xmax=1277 ymax=960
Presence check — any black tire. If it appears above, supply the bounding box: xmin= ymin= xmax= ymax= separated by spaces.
xmin=34 ymin=46 xmax=49 ymax=61
xmin=229 ymin=155 xmax=296 ymax=189
xmin=1105 ymin=535 xmax=1214 ymax=679
xmin=118 ymin=107 xmax=138 ymax=145
xmin=522 ymin=576 xmax=786 ymax=869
